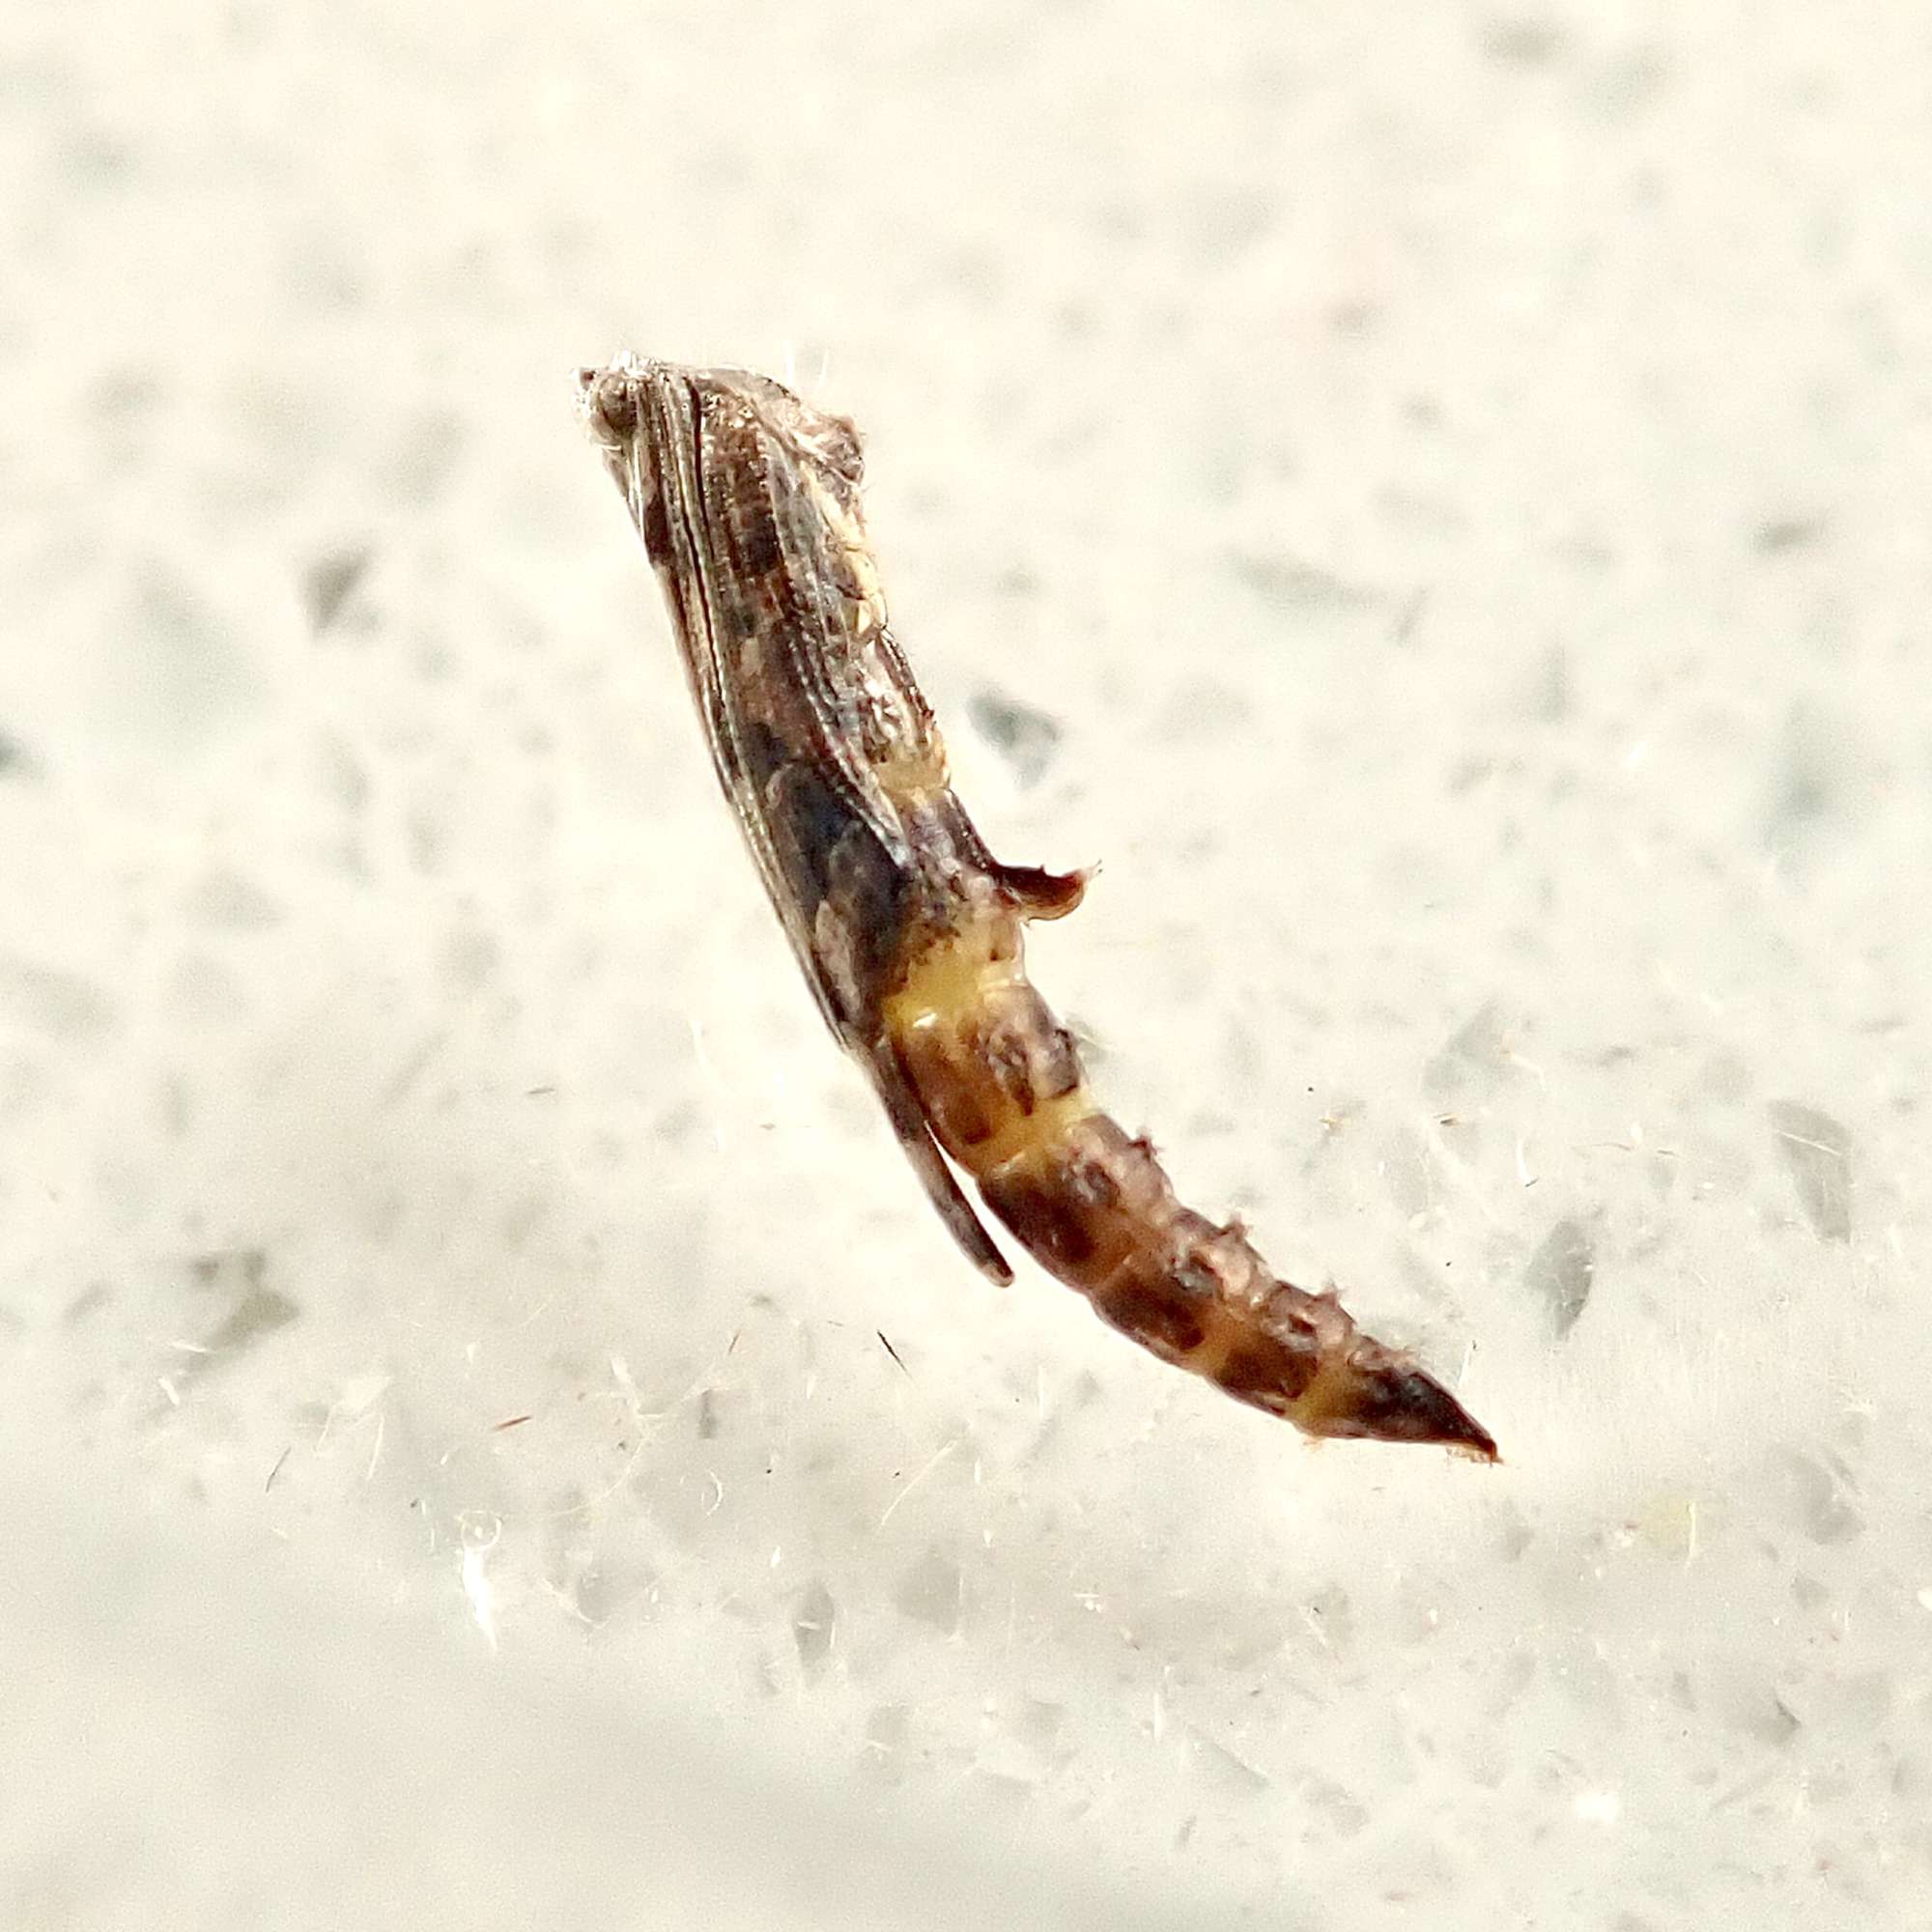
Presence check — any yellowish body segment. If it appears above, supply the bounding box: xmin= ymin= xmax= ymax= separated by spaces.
xmin=883 ymin=919 xmax=1094 ymax=1175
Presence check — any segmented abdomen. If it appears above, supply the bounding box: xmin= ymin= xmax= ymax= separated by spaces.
xmin=883 ymin=906 xmax=1496 ymax=1456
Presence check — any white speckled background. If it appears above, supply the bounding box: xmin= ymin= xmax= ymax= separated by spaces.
xmin=4 ymin=3 xmax=1928 ymax=1927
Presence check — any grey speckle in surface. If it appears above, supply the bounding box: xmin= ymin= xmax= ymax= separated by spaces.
xmin=967 ymin=687 xmax=1063 ymax=787
xmin=1753 ymin=514 xmax=1827 ymax=554
xmin=1762 ymin=1446 xmax=1863 ymax=1546
xmin=183 ymin=869 xmax=286 ymax=931
xmin=1477 ymin=16 xmax=1568 ymax=64
xmin=200 ymin=1282 xmax=301 ymax=1360
xmin=1763 ymin=701 xmax=1878 ymax=866
xmin=1522 ymin=1216 xmax=1597 ymax=1336
xmin=0 ymin=958 xmax=117 ymax=1039
xmin=1767 ymin=1101 xmax=1854 ymax=1243
xmin=1422 ymin=1001 xmax=1510 ymax=1108
xmin=894 ymin=1546 xmax=965 ymax=1634
xmin=119 ymin=565 xmax=261 ymax=744
xmin=157 ymin=1254 xmax=301 ymax=1404
xmin=304 ymin=547 xmax=373 ymax=633
xmin=1224 ymin=549 xmax=1371 ymax=614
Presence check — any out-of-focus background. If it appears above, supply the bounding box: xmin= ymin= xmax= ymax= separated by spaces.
xmin=4 ymin=3 xmax=1928 ymax=1926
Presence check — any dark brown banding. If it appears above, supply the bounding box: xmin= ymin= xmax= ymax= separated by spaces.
xmin=921 ymin=1058 xmax=997 ymax=1150
xmin=894 ymin=1021 xmax=995 ymax=1150
xmin=980 ymin=1167 xmax=1098 ymax=1271
xmin=1093 ymin=1277 xmax=1211 ymax=1358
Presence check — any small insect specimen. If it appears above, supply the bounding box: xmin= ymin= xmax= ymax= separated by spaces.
xmin=578 ymin=355 xmax=1495 ymax=1459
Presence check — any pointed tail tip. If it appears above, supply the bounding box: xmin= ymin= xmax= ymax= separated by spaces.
xmin=1382 ymin=1366 xmax=1498 ymax=1462
xmin=1402 ymin=1373 xmax=1499 ymax=1463
xmin=1309 ymin=1355 xmax=1499 ymax=1461
xmin=1446 ymin=1411 xmax=1501 ymax=1463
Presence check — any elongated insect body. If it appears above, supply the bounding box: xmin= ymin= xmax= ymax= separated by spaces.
xmin=578 ymin=355 xmax=1494 ymax=1458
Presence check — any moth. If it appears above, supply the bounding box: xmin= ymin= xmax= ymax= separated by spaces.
xmin=578 ymin=355 xmax=1495 ymax=1458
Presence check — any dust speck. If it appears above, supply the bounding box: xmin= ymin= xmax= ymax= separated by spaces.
xmin=792 ymin=1578 xmax=837 ymax=1675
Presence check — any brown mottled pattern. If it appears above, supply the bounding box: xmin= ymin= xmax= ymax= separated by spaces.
xmin=579 ymin=355 xmax=1495 ymax=1459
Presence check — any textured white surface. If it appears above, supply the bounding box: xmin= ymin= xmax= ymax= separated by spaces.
xmin=4 ymin=3 xmax=1929 ymax=1927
